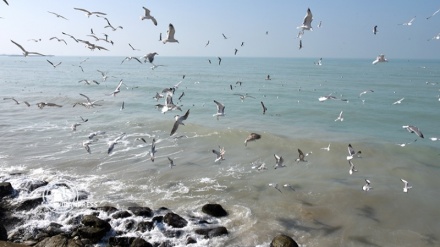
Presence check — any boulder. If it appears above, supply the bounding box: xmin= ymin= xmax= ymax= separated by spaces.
xmin=108 ymin=237 xmax=152 ymax=247
xmin=94 ymin=206 xmax=118 ymax=214
xmin=163 ymin=213 xmax=187 ymax=228
xmin=34 ymin=234 xmax=84 ymax=247
xmin=20 ymin=180 xmax=48 ymax=192
xmin=136 ymin=221 xmax=154 ymax=232
xmin=128 ymin=207 xmax=153 ymax=217
xmin=77 ymin=215 xmax=111 ymax=243
xmin=112 ymin=210 xmax=132 ymax=219
xmin=130 ymin=238 xmax=152 ymax=247
xmin=16 ymin=197 xmax=43 ymax=211
xmin=270 ymin=234 xmax=299 ymax=247
xmin=0 ymin=183 xmax=14 ymax=198
xmin=194 ymin=226 xmax=228 ymax=238
xmin=201 ymin=204 xmax=228 ymax=217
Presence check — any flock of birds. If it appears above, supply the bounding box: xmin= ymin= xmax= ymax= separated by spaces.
xmin=2 ymin=3 xmax=440 ymax=198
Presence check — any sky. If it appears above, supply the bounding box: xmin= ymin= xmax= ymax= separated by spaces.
xmin=1 ymin=0 xmax=440 ymax=59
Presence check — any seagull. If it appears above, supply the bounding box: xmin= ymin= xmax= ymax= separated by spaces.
xmin=129 ymin=43 xmax=140 ymax=51
xmin=104 ymin=17 xmax=123 ymax=31
xmin=108 ymin=133 xmax=125 ymax=154
xmin=213 ymin=100 xmax=225 ymax=120
xmin=205 ymin=40 xmax=210 ymax=47
xmin=401 ymin=179 xmax=412 ymax=193
xmin=373 ymin=25 xmax=378 ymax=35
xmin=297 ymin=8 xmax=313 ymax=35
xmin=28 ymin=38 xmax=41 ymax=42
xmin=347 ymin=144 xmax=361 ymax=160
xmin=283 ymin=184 xmax=296 ymax=191
xmin=3 ymin=97 xmax=30 ymax=106
xmin=261 ymin=101 xmax=267 ymax=114
xmin=241 ymin=42 xmax=244 ymax=46
xmin=121 ymin=56 xmax=142 ymax=64
xmin=73 ymin=8 xmax=107 ymax=18
xmin=218 ymin=57 xmax=222 ymax=65
xmin=265 ymin=75 xmax=271 ymax=80
xmin=49 ymin=37 xmax=67 ymax=45
xmin=392 ymin=98 xmax=405 ymax=104
xmin=83 ymin=140 xmax=92 ymax=154
xmin=120 ymin=101 xmax=125 ymax=111
xmin=71 ymin=123 xmax=81 ymax=131
xmin=251 ymin=161 xmax=267 ymax=171
xmin=10 ymin=40 xmax=45 ymax=57
xmin=314 ymin=58 xmax=322 ymax=66
xmin=212 ymin=146 xmax=225 ymax=162
xmin=359 ymin=90 xmax=374 ymax=97
xmin=362 ymin=179 xmax=372 ymax=191
xmin=46 ymin=59 xmax=62 ymax=68
xmin=321 ymin=143 xmax=331 ymax=151
xmin=234 ymin=93 xmax=255 ymax=102
xmin=296 ymin=149 xmax=307 ymax=163
xmin=244 ymin=133 xmax=261 ymax=146
xmin=268 ymin=183 xmax=282 ymax=193
xmin=430 ymin=137 xmax=440 ymax=141
xmin=348 ymin=160 xmax=358 ymax=175
xmin=48 ymin=11 xmax=68 ymax=20
xmin=163 ymin=23 xmax=179 ymax=44
xmin=222 ymin=33 xmax=228 ymax=39
xmin=429 ymin=33 xmax=440 ymax=41
xmin=141 ymin=7 xmax=157 ymax=26
xmin=97 ymin=70 xmax=109 ymax=81
xmin=149 ymin=138 xmax=156 ymax=162
xmin=142 ymin=52 xmax=158 ymax=64
xmin=427 ymin=8 xmax=440 ymax=19
xmin=170 ymin=109 xmax=190 ymax=136
xmin=399 ymin=16 xmax=416 ymax=26
xmin=3 ymin=0 xmax=8 ymax=5
xmin=334 ymin=111 xmax=344 ymax=121
xmin=402 ymin=125 xmax=424 ymax=138
xmin=396 ymin=139 xmax=417 ymax=147
xmin=88 ymin=131 xmax=106 ymax=140
xmin=153 ymin=92 xmax=164 ymax=101
xmin=36 ymin=102 xmax=62 ymax=109
xmin=299 ymin=39 xmax=302 ymax=50
xmin=317 ymin=21 xmax=322 ymax=28
xmin=61 ymin=32 xmax=79 ymax=43
xmin=109 ymin=80 xmax=124 ymax=97
xmin=372 ymin=54 xmax=387 ymax=65
xmin=167 ymin=157 xmax=175 ymax=168
xmin=80 ymin=116 xmax=88 ymax=122
xmin=273 ymin=154 xmax=285 ymax=169
xmin=78 ymin=79 xmax=100 ymax=85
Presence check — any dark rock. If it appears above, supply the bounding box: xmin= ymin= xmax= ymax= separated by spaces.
xmin=112 ymin=210 xmax=132 ymax=219
xmin=0 ymin=182 xmax=14 ymax=198
xmin=136 ymin=221 xmax=154 ymax=232
xmin=270 ymin=234 xmax=299 ymax=247
xmin=76 ymin=190 xmax=89 ymax=201
xmin=34 ymin=234 xmax=85 ymax=247
xmin=201 ymin=204 xmax=228 ymax=218
xmin=94 ymin=206 xmax=118 ymax=214
xmin=0 ymin=224 xmax=7 ymax=241
xmin=128 ymin=206 xmax=153 ymax=217
xmin=157 ymin=240 xmax=173 ymax=247
xmin=77 ymin=215 xmax=111 ymax=243
xmin=124 ymin=219 xmax=136 ymax=231
xmin=20 ymin=180 xmax=48 ymax=192
xmin=163 ymin=213 xmax=187 ymax=228
xmin=186 ymin=236 xmax=197 ymax=244
xmin=194 ymin=226 xmax=228 ymax=238
xmin=152 ymin=216 xmax=163 ymax=224
xmin=16 ymin=197 xmax=43 ymax=211
xmin=131 ymin=238 xmax=153 ymax=247
xmin=109 ymin=236 xmax=136 ymax=246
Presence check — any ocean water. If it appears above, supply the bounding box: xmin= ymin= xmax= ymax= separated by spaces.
xmin=1 ymin=56 xmax=440 ymax=246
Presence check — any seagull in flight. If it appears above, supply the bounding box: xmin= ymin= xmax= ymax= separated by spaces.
xmin=373 ymin=25 xmax=378 ymax=35
xmin=142 ymin=52 xmax=158 ymax=64
xmin=218 ymin=57 xmax=222 ymax=65
xmin=167 ymin=157 xmax=176 ymax=168
xmin=402 ymin=125 xmax=424 ymax=138
xmin=149 ymin=138 xmax=156 ymax=162
xmin=347 ymin=144 xmax=361 ymax=160
xmin=297 ymin=8 xmax=313 ymax=36
xmin=141 ymin=7 xmax=157 ymax=26
xmin=396 ymin=139 xmax=417 ymax=147
xmin=46 ymin=59 xmax=62 ymax=68
xmin=170 ymin=109 xmax=190 ymax=136
xmin=348 ymin=160 xmax=358 ymax=175
xmin=392 ymin=98 xmax=405 ymax=105
xmin=49 ymin=37 xmax=67 ymax=45
xmin=401 ymin=179 xmax=412 ymax=193
xmin=399 ymin=16 xmax=416 ymax=26
xmin=334 ymin=111 xmax=344 ymax=121
xmin=163 ymin=23 xmax=179 ymax=44
xmin=273 ymin=154 xmax=285 ymax=169
xmin=359 ymin=90 xmax=374 ymax=97
xmin=108 ymin=79 xmax=125 ymax=97
xmin=427 ymin=8 xmax=440 ymax=19
xmin=107 ymin=133 xmax=126 ymax=155
xmin=48 ymin=11 xmax=68 ymax=20
xmin=268 ymin=183 xmax=282 ymax=193
xmin=104 ymin=17 xmax=123 ymax=31
xmin=244 ymin=133 xmax=261 ymax=146
xmin=129 ymin=43 xmax=140 ymax=51
xmin=10 ymin=40 xmax=45 ymax=57
xmin=213 ymin=100 xmax=225 ymax=120
xmin=212 ymin=146 xmax=225 ymax=162
xmin=372 ymin=54 xmax=387 ymax=65
xmin=261 ymin=101 xmax=267 ymax=114
xmin=222 ymin=33 xmax=228 ymax=39
xmin=74 ymin=8 xmax=107 ymax=18
xmin=321 ymin=143 xmax=331 ymax=151
xmin=362 ymin=179 xmax=372 ymax=191
xmin=296 ymin=149 xmax=308 ymax=163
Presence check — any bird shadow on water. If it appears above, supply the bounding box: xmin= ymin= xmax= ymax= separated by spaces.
xmin=276 ymin=217 xmax=342 ymax=236
xmin=356 ymin=205 xmax=380 ymax=223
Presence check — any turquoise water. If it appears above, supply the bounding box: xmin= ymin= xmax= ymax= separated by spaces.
xmin=1 ymin=56 xmax=440 ymax=246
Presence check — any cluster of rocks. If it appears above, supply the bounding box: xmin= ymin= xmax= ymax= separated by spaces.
xmin=0 ymin=181 xmax=299 ymax=247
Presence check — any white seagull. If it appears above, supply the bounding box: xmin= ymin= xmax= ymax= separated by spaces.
xmin=47 ymin=59 xmax=62 ymax=68
xmin=392 ymin=98 xmax=405 ymax=105
xmin=107 ymin=133 xmax=126 ymax=154
xmin=372 ymin=54 xmax=387 ymax=65
xmin=401 ymin=179 xmax=412 ymax=193
xmin=399 ymin=16 xmax=416 ymax=26
xmin=359 ymin=90 xmax=374 ymax=97
xmin=213 ymin=100 xmax=225 ymax=120
xmin=347 ymin=144 xmax=361 ymax=160
xmin=10 ymin=40 xmax=45 ymax=57
xmin=141 ymin=7 xmax=157 ymax=26
xmin=48 ymin=11 xmax=68 ymax=20
xmin=212 ymin=146 xmax=225 ymax=162
xmin=348 ymin=160 xmax=358 ymax=175
xmin=321 ymin=143 xmax=331 ymax=151
xmin=167 ymin=157 xmax=176 ymax=168
xmin=268 ymin=183 xmax=282 ymax=193
xmin=109 ymin=79 xmax=125 ymax=97
xmin=334 ymin=111 xmax=344 ymax=121
xmin=273 ymin=154 xmax=285 ymax=169
xmin=73 ymin=8 xmax=107 ymax=17
xmin=142 ymin=52 xmax=158 ymax=64
xmin=427 ymin=8 xmax=440 ymax=19
xmin=170 ymin=109 xmax=190 ymax=136
xmin=49 ymin=37 xmax=67 ymax=45
xmin=363 ymin=179 xmax=372 ymax=191
xmin=297 ymin=8 xmax=313 ymax=35
xmin=402 ymin=125 xmax=424 ymax=138
xmin=163 ymin=23 xmax=179 ymax=44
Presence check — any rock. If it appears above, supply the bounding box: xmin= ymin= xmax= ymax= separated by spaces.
xmin=112 ymin=210 xmax=132 ymax=219
xmin=94 ymin=206 xmax=118 ymax=214
xmin=0 ymin=183 xmax=14 ymax=198
xmin=34 ymin=234 xmax=85 ymax=247
xmin=194 ymin=226 xmax=228 ymax=238
xmin=124 ymin=219 xmax=136 ymax=231
xmin=0 ymin=241 xmax=30 ymax=247
xmin=130 ymin=238 xmax=152 ymax=247
xmin=77 ymin=215 xmax=111 ymax=243
xmin=163 ymin=213 xmax=187 ymax=228
xmin=162 ymin=230 xmax=183 ymax=238
xmin=108 ymin=237 xmax=152 ymax=247
xmin=270 ymin=234 xmax=299 ymax=247
xmin=152 ymin=216 xmax=163 ymax=224
xmin=128 ymin=207 xmax=153 ymax=217
xmin=136 ymin=221 xmax=154 ymax=232
xmin=201 ymin=204 xmax=228 ymax=217
xmin=20 ymin=180 xmax=48 ymax=192
xmin=16 ymin=197 xmax=43 ymax=211
xmin=0 ymin=225 xmax=7 ymax=241
xmin=186 ymin=236 xmax=197 ymax=244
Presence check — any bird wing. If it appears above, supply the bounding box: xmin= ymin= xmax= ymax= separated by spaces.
xmin=74 ymin=8 xmax=90 ymax=14
xmin=167 ymin=24 xmax=176 ymax=39
xmin=182 ymin=109 xmax=190 ymax=121
xmin=79 ymin=93 xmax=91 ymax=103
xmin=46 ymin=60 xmax=54 ymax=66
xmin=214 ymin=100 xmax=224 ymax=113
xmin=303 ymin=8 xmax=313 ymax=27
xmin=348 ymin=144 xmax=355 ymax=156
xmin=10 ymin=40 xmax=26 ymax=52
xmin=170 ymin=121 xmax=180 ymax=136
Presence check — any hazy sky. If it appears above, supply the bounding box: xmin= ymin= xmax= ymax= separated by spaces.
xmin=1 ymin=1 xmax=439 ymax=59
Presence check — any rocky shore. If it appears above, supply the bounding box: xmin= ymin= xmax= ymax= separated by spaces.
xmin=0 ymin=180 xmax=299 ymax=247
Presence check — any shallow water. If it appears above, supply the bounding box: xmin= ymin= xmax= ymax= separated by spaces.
xmin=1 ymin=56 xmax=440 ymax=246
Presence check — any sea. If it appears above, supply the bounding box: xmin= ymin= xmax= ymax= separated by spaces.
xmin=1 ymin=56 xmax=440 ymax=247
